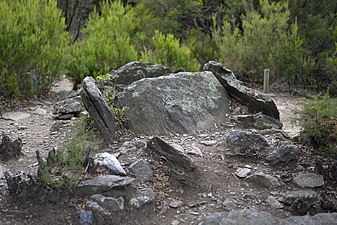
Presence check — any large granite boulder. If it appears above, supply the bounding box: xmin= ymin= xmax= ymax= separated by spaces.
xmin=115 ymin=71 xmax=230 ymax=135
xmin=204 ymin=61 xmax=280 ymax=119
xmin=108 ymin=61 xmax=172 ymax=86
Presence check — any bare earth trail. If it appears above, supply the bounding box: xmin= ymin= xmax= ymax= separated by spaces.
xmin=0 ymin=79 xmax=308 ymax=225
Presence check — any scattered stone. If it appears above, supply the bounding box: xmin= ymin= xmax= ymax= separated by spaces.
xmin=90 ymin=194 xmax=124 ymax=211
xmin=0 ymin=134 xmax=23 ymax=161
xmin=50 ymin=121 xmax=63 ymax=133
xmin=200 ymin=140 xmax=217 ymax=146
xmin=2 ymin=112 xmax=30 ymax=121
xmin=118 ymin=141 xmax=137 ymax=154
xmin=200 ymin=209 xmax=337 ymax=225
xmin=204 ymin=61 xmax=280 ymax=119
xmin=115 ymin=71 xmax=230 ymax=135
xmin=4 ymin=172 xmax=41 ymax=199
xmin=236 ymin=112 xmax=283 ymax=130
xmin=17 ymin=125 xmax=28 ymax=130
xmin=85 ymin=200 xmax=111 ymax=224
xmin=186 ymin=145 xmax=203 ymax=157
xmin=147 ymin=137 xmax=199 ymax=186
xmin=77 ymin=211 xmax=94 ymax=225
xmin=224 ymin=129 xmax=268 ymax=156
xmin=94 ymin=152 xmax=126 ymax=176
xmin=108 ymin=61 xmax=172 ymax=85
xmin=32 ymin=107 xmax=48 ymax=115
xmin=169 ymin=199 xmax=183 ymax=208
xmin=281 ymin=190 xmax=319 ymax=215
xmin=268 ymin=144 xmax=301 ymax=166
xmin=53 ymin=96 xmax=82 ymax=115
xmin=129 ymin=188 xmax=155 ymax=209
xmin=81 ymin=77 xmax=116 ymax=143
xmin=76 ymin=175 xmax=134 ymax=196
xmin=129 ymin=159 xmax=153 ymax=181
xmin=245 ymin=172 xmax=281 ymax=189
xmin=293 ymin=173 xmax=324 ymax=188
xmin=235 ymin=168 xmax=251 ymax=178
xmin=266 ymin=196 xmax=283 ymax=209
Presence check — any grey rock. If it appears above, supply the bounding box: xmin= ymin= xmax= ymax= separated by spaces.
xmin=204 ymin=61 xmax=280 ymax=119
xmin=169 ymin=199 xmax=184 ymax=208
xmin=2 ymin=112 xmax=30 ymax=121
xmin=200 ymin=209 xmax=337 ymax=225
xmin=81 ymin=77 xmax=115 ymax=143
xmin=0 ymin=134 xmax=23 ymax=161
xmin=129 ymin=188 xmax=155 ymax=209
xmin=50 ymin=121 xmax=63 ymax=133
xmin=281 ymin=190 xmax=319 ymax=215
xmin=86 ymin=200 xmax=111 ymax=225
xmin=293 ymin=173 xmax=324 ymax=188
xmin=266 ymin=196 xmax=283 ymax=209
xmin=224 ymin=129 xmax=268 ymax=156
xmin=115 ymin=71 xmax=230 ymax=135
xmin=235 ymin=168 xmax=251 ymax=178
xmin=245 ymin=172 xmax=281 ymax=189
xmin=237 ymin=112 xmax=283 ymax=130
xmin=268 ymin=145 xmax=301 ymax=166
xmin=94 ymin=152 xmax=126 ymax=176
xmin=109 ymin=61 xmax=172 ymax=85
xmin=148 ymin=137 xmax=199 ymax=186
xmin=200 ymin=140 xmax=218 ymax=146
xmin=129 ymin=159 xmax=153 ymax=181
xmin=76 ymin=175 xmax=134 ymax=196
xmin=90 ymin=194 xmax=124 ymax=211
xmin=187 ymin=145 xmax=203 ymax=157
xmin=53 ymin=96 xmax=82 ymax=115
xmin=77 ymin=211 xmax=94 ymax=225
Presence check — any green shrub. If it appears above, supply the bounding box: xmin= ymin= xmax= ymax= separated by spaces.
xmin=141 ymin=30 xmax=200 ymax=71
xmin=66 ymin=0 xmax=139 ymax=85
xmin=213 ymin=0 xmax=311 ymax=86
xmin=0 ymin=0 xmax=69 ymax=98
xmin=40 ymin=121 xmax=100 ymax=189
xmin=296 ymin=93 xmax=337 ymax=153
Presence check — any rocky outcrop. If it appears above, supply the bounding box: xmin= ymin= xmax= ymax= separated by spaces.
xmin=115 ymin=71 xmax=230 ymax=135
xmin=81 ymin=77 xmax=116 ymax=143
xmin=200 ymin=209 xmax=337 ymax=225
xmin=204 ymin=61 xmax=280 ymax=119
xmin=108 ymin=61 xmax=172 ymax=86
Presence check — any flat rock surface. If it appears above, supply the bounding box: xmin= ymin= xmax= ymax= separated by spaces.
xmin=293 ymin=173 xmax=324 ymax=188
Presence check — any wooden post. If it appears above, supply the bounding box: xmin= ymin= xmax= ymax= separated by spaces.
xmin=263 ymin=69 xmax=270 ymax=93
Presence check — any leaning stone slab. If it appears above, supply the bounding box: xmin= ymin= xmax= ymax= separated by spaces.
xmin=293 ymin=173 xmax=324 ymax=188
xmin=148 ymin=137 xmax=199 ymax=186
xmin=200 ymin=209 xmax=337 ymax=225
xmin=81 ymin=77 xmax=115 ymax=143
xmin=94 ymin=152 xmax=126 ymax=176
xmin=115 ymin=71 xmax=230 ymax=135
xmin=76 ymin=175 xmax=134 ymax=196
xmin=204 ymin=61 xmax=280 ymax=119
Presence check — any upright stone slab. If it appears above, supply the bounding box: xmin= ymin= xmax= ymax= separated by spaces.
xmin=204 ymin=61 xmax=280 ymax=120
xmin=81 ymin=77 xmax=115 ymax=143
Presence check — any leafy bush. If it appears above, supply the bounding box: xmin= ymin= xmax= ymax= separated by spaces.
xmin=213 ymin=0 xmax=311 ymax=87
xmin=141 ymin=30 xmax=200 ymax=71
xmin=0 ymin=0 xmax=69 ymax=98
xmin=296 ymin=93 xmax=337 ymax=153
xmin=66 ymin=0 xmax=139 ymax=85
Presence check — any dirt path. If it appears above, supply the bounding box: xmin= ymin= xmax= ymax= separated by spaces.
xmin=0 ymin=82 xmax=310 ymax=225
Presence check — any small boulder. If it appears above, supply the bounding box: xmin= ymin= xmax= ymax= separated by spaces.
xmin=53 ymin=96 xmax=82 ymax=115
xmin=293 ymin=173 xmax=324 ymax=188
xmin=76 ymin=175 xmax=134 ymax=196
xmin=90 ymin=194 xmax=124 ymax=212
xmin=129 ymin=159 xmax=153 ymax=181
xmin=237 ymin=112 xmax=283 ymax=130
xmin=0 ymin=134 xmax=23 ymax=161
xmin=281 ymin=190 xmax=319 ymax=215
xmin=94 ymin=152 xmax=126 ymax=176
xmin=224 ymin=129 xmax=268 ymax=156
xmin=128 ymin=188 xmax=155 ymax=209
xmin=235 ymin=168 xmax=251 ymax=178
xmin=245 ymin=172 xmax=281 ymax=189
xmin=268 ymin=144 xmax=301 ymax=166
